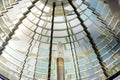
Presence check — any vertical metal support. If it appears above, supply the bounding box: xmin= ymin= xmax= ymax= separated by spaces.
xmin=68 ymin=0 xmax=109 ymax=78
xmin=62 ymin=2 xmax=81 ymax=80
xmin=48 ymin=2 xmax=56 ymax=80
xmin=33 ymin=0 xmax=48 ymax=80
xmin=19 ymin=0 xmax=47 ymax=80
xmin=57 ymin=57 xmax=65 ymax=80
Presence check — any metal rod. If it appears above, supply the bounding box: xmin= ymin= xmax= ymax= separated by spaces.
xmin=48 ymin=2 xmax=56 ymax=80
xmin=57 ymin=57 xmax=65 ymax=80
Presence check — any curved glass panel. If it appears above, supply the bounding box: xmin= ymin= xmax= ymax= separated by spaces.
xmin=0 ymin=0 xmax=120 ymax=80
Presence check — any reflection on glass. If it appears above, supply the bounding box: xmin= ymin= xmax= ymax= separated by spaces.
xmin=0 ymin=0 xmax=119 ymax=80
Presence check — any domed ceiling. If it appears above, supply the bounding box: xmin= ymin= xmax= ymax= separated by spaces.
xmin=0 ymin=0 xmax=120 ymax=80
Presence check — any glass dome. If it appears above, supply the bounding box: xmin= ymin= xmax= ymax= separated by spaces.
xmin=0 ymin=0 xmax=120 ymax=80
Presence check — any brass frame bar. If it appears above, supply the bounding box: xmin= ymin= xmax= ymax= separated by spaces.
xmin=19 ymin=0 xmax=48 ymax=79
xmin=48 ymin=2 xmax=56 ymax=80
xmin=33 ymin=0 xmax=48 ymax=79
xmin=62 ymin=2 xmax=81 ymax=80
xmin=106 ymin=70 xmax=120 ymax=80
